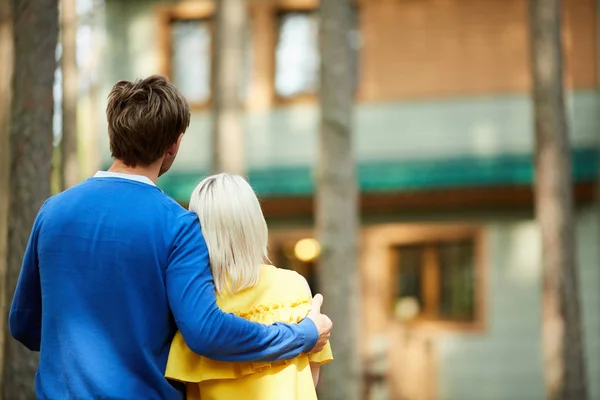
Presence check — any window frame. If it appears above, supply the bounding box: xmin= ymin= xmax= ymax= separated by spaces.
xmin=157 ymin=0 xmax=363 ymax=110
xmin=388 ymin=225 xmax=486 ymax=332
xmin=272 ymin=4 xmax=319 ymax=105
xmin=157 ymin=2 xmax=255 ymax=111
xmin=271 ymin=0 xmax=363 ymax=106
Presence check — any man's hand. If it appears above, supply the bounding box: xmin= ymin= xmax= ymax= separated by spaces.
xmin=306 ymin=294 xmax=332 ymax=353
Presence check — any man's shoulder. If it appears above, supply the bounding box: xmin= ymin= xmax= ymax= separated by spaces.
xmin=148 ymin=188 xmax=189 ymax=218
xmin=43 ymin=178 xmax=190 ymax=220
xmin=146 ymin=191 xmax=199 ymax=234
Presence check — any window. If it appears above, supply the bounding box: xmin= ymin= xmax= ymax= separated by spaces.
xmin=275 ymin=11 xmax=320 ymax=99
xmin=171 ymin=19 xmax=212 ymax=105
xmin=393 ymin=237 xmax=479 ymax=325
xmin=274 ymin=5 xmax=360 ymax=102
xmin=159 ymin=3 xmax=254 ymax=109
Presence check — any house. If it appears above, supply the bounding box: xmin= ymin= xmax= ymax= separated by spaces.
xmin=90 ymin=0 xmax=600 ymax=398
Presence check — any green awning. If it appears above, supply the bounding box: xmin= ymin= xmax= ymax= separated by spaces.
xmin=157 ymin=147 xmax=599 ymax=202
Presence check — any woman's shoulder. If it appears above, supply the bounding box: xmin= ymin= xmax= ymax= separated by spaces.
xmin=259 ymin=264 xmax=304 ymax=280
xmin=258 ymin=264 xmax=309 ymax=295
xmin=217 ymin=265 xmax=309 ymax=314
xmin=217 ymin=265 xmax=312 ymax=323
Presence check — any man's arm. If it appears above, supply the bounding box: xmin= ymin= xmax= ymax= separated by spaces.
xmin=301 ymin=275 xmax=322 ymax=387
xmin=166 ymin=213 xmax=329 ymax=362
xmin=9 ymin=210 xmax=44 ymax=351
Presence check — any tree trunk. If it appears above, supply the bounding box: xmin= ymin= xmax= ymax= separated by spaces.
xmin=529 ymin=0 xmax=588 ymax=399
xmin=3 ymin=0 xmax=58 ymax=398
xmin=211 ymin=0 xmax=246 ymax=175
xmin=316 ymin=0 xmax=361 ymax=399
xmin=0 ymin=0 xmax=14 ymax=396
xmin=61 ymin=0 xmax=79 ymax=189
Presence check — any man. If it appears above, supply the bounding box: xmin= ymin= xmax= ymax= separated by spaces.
xmin=9 ymin=75 xmax=332 ymax=399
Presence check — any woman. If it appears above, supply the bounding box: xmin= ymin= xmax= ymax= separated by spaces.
xmin=165 ymin=173 xmax=333 ymax=400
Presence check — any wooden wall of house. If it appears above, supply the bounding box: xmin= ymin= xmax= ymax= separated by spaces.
xmin=436 ymin=207 xmax=600 ymax=400
xmin=359 ymin=0 xmax=597 ymax=101
xmin=266 ymin=206 xmax=600 ymax=400
xmin=99 ymin=0 xmax=599 ymax=172
xmin=358 ymin=207 xmax=600 ymax=400
xmin=97 ymin=1 xmax=600 ymax=398
xmin=152 ymin=0 xmax=598 ymax=104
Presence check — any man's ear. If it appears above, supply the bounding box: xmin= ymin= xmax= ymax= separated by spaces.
xmin=167 ymin=133 xmax=184 ymax=157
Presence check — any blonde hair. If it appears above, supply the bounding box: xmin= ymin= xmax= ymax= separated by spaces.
xmin=189 ymin=173 xmax=269 ymax=295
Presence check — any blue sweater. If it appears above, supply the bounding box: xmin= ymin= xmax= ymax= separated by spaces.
xmin=9 ymin=176 xmax=318 ymax=400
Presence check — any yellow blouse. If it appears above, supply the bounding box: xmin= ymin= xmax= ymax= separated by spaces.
xmin=165 ymin=265 xmax=333 ymax=400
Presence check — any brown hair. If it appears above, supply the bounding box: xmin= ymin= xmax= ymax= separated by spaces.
xmin=106 ymin=75 xmax=190 ymax=167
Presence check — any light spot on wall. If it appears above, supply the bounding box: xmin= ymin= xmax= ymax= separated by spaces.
xmin=505 ymin=222 xmax=541 ymax=286
xmin=471 ymin=122 xmax=498 ymax=156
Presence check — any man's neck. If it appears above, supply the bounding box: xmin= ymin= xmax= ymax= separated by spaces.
xmin=108 ymin=160 xmax=161 ymax=185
